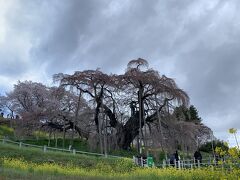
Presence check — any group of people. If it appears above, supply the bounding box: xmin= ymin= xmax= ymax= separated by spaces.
xmin=0 ymin=112 xmax=19 ymax=119
xmin=169 ymin=150 xmax=202 ymax=166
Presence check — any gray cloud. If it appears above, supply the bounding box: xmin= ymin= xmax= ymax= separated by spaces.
xmin=1 ymin=0 xmax=240 ymax=141
xmin=176 ymin=42 xmax=240 ymax=131
xmin=0 ymin=50 xmax=27 ymax=77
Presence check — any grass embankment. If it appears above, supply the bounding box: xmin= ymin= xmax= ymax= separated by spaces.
xmin=0 ymin=143 xmax=120 ymax=168
xmin=0 ymin=143 xmax=134 ymax=179
xmin=21 ymin=138 xmax=138 ymax=158
xmin=0 ymin=124 xmax=137 ymax=158
xmin=1 ymin=143 xmax=240 ymax=179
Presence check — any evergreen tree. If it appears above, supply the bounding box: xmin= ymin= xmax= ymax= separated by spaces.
xmin=189 ymin=105 xmax=201 ymax=122
xmin=173 ymin=105 xmax=202 ymax=122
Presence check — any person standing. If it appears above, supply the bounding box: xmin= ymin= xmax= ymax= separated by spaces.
xmin=174 ymin=150 xmax=179 ymax=162
xmin=194 ymin=150 xmax=202 ymax=163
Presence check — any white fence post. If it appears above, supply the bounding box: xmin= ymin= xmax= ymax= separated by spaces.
xmin=43 ymin=145 xmax=47 ymax=153
xmin=141 ymin=157 xmax=143 ymax=167
xmin=163 ymin=160 xmax=166 ymax=168
xmin=0 ymin=138 xmax=127 ymax=159
xmin=178 ymin=161 xmax=181 ymax=169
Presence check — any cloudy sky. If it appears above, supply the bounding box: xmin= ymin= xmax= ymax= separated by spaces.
xmin=0 ymin=0 xmax=240 ymax=145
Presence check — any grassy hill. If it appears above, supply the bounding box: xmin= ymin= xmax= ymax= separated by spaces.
xmin=0 ymin=143 xmax=127 ymax=169
xmin=0 ymin=122 xmax=137 ymax=158
xmin=0 ymin=143 xmax=135 ymax=179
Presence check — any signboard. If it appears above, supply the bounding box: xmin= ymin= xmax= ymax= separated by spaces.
xmin=147 ymin=156 xmax=153 ymax=167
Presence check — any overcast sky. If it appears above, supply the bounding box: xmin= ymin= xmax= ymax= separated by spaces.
xmin=0 ymin=0 xmax=240 ymax=146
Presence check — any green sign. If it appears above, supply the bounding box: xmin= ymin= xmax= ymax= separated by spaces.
xmin=147 ymin=156 xmax=153 ymax=167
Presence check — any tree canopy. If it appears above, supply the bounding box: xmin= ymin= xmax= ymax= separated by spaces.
xmin=1 ymin=59 xmax=190 ymax=150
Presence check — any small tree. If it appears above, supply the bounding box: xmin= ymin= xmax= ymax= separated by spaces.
xmin=173 ymin=104 xmax=201 ymax=122
xmin=229 ymin=128 xmax=239 ymax=149
xmin=189 ymin=105 xmax=201 ymax=122
xmin=173 ymin=105 xmax=190 ymax=121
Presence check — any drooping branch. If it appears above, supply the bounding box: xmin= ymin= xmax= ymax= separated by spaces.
xmin=45 ymin=119 xmax=90 ymax=139
xmin=145 ymin=97 xmax=174 ymax=123
xmin=14 ymin=59 xmax=188 ymax=151
xmin=102 ymin=104 xmax=120 ymax=128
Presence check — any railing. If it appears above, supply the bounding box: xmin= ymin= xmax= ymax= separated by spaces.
xmin=133 ymin=155 xmax=240 ymax=169
xmin=0 ymin=138 xmax=123 ymax=159
xmin=2 ymin=137 xmax=239 ymax=169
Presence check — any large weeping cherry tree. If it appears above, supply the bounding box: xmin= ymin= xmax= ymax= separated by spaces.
xmin=54 ymin=58 xmax=189 ymax=150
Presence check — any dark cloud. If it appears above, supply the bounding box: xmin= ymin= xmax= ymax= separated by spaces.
xmin=175 ymin=42 xmax=240 ymax=131
xmin=1 ymin=0 xmax=240 ymax=141
xmin=33 ymin=0 xmax=105 ymax=71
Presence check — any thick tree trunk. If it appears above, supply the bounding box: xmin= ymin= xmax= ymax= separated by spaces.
xmin=63 ymin=122 xmax=66 ymax=148
xmin=48 ymin=129 xmax=52 ymax=146
xmin=103 ymin=99 xmax=170 ymax=150
xmin=71 ymin=91 xmax=82 ymax=146
xmin=55 ymin=132 xmax=58 ymax=148
xmin=104 ymin=105 xmax=142 ymax=150
xmin=118 ymin=112 xmax=146 ymax=150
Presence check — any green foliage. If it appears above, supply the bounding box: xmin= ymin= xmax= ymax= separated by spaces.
xmin=189 ymin=105 xmax=201 ymax=122
xmin=229 ymin=128 xmax=237 ymax=134
xmin=228 ymin=147 xmax=240 ymax=158
xmin=158 ymin=151 xmax=166 ymax=162
xmin=0 ymin=122 xmax=136 ymax=157
xmin=21 ymin=138 xmax=138 ymax=157
xmin=33 ymin=131 xmax=49 ymax=139
xmin=0 ymin=143 xmax=119 ymax=169
xmin=174 ymin=105 xmax=202 ymax=122
xmin=0 ymin=125 xmax=14 ymax=138
xmin=199 ymin=140 xmax=229 ymax=153
xmin=22 ymin=138 xmax=89 ymax=152
xmin=174 ymin=105 xmax=190 ymax=121
xmin=109 ymin=148 xmax=138 ymax=158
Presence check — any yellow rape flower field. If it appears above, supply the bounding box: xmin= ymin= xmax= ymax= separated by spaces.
xmin=1 ymin=157 xmax=240 ymax=179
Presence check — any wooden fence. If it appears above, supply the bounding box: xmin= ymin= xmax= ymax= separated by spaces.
xmin=133 ymin=155 xmax=240 ymax=169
